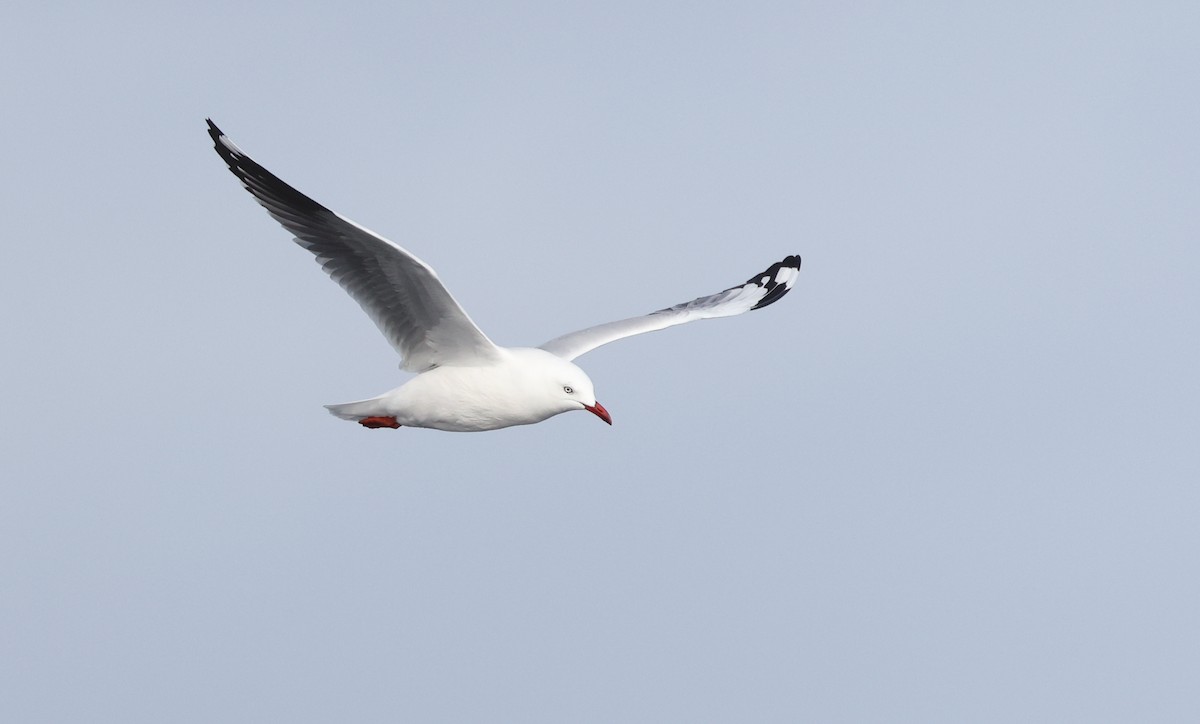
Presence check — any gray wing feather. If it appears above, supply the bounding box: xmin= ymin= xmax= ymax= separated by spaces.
xmin=207 ymin=119 xmax=500 ymax=372
xmin=539 ymin=255 xmax=801 ymax=361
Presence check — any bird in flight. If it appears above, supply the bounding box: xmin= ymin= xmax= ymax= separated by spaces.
xmin=207 ymin=119 xmax=801 ymax=432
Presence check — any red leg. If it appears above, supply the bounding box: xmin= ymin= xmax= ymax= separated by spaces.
xmin=359 ymin=416 xmax=401 ymax=429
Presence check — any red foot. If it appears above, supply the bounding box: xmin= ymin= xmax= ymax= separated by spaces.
xmin=359 ymin=416 xmax=401 ymax=429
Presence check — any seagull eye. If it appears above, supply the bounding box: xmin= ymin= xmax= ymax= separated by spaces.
xmin=563 ymin=386 xmax=574 ymax=394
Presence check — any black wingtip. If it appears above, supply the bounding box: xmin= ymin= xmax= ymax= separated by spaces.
xmin=206 ymin=118 xmax=238 ymax=165
xmin=748 ymin=254 xmax=802 ymax=310
xmin=206 ymin=119 xmax=332 ymax=218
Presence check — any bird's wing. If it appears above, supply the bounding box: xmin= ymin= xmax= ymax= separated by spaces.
xmin=207 ymin=119 xmax=502 ymax=372
xmin=539 ymin=255 xmax=801 ymax=361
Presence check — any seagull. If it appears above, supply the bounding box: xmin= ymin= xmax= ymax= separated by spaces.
xmin=207 ymin=119 xmax=801 ymax=432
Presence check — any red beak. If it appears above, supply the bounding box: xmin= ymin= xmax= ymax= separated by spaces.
xmin=584 ymin=401 xmax=612 ymax=425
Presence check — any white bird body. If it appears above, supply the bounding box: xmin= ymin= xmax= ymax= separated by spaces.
xmin=327 ymin=348 xmax=601 ymax=432
xmin=207 ymin=119 xmax=800 ymax=432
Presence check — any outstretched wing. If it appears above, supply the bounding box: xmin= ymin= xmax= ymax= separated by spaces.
xmin=207 ymin=119 xmax=501 ymax=372
xmin=539 ymin=255 xmax=801 ymax=361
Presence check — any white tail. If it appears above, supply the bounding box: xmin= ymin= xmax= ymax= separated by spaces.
xmin=324 ymin=395 xmax=390 ymax=421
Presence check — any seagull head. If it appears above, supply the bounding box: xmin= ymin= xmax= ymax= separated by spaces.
xmin=515 ymin=348 xmax=611 ymax=426
xmin=555 ymin=364 xmax=611 ymax=426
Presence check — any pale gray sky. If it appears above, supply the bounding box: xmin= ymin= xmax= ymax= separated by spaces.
xmin=2 ymin=2 xmax=1198 ymax=722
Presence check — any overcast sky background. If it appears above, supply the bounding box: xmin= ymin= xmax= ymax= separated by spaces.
xmin=2 ymin=2 xmax=1197 ymax=722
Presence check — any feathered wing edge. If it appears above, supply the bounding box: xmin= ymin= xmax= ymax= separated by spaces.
xmin=539 ymin=255 xmax=801 ymax=361
xmin=206 ymin=119 xmax=502 ymax=372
